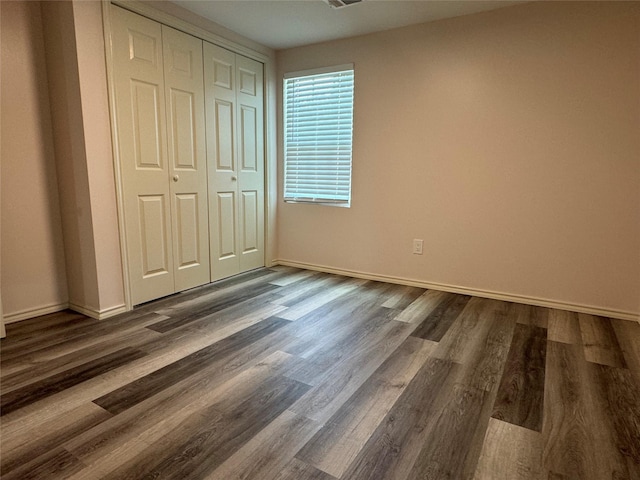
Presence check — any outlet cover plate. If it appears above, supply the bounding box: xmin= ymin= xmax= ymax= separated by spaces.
xmin=413 ymin=239 xmax=423 ymax=255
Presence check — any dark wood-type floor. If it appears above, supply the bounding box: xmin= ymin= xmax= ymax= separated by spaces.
xmin=1 ymin=266 xmax=639 ymax=479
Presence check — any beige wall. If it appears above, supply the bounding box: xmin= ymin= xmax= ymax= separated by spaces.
xmin=1 ymin=1 xmax=69 ymax=320
xmin=6 ymin=0 xmax=634 ymax=324
xmin=277 ymin=2 xmax=640 ymax=318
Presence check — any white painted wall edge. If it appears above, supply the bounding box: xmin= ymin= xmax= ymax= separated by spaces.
xmin=275 ymin=259 xmax=640 ymax=323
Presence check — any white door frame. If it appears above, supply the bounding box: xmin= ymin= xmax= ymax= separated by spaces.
xmin=101 ymin=0 xmax=277 ymax=311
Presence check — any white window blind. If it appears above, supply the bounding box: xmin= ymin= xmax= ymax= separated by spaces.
xmin=284 ymin=65 xmax=354 ymax=205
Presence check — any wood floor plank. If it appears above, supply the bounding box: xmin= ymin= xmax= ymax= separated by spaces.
xmin=543 ymin=341 xmax=593 ymax=478
xmin=269 ymin=273 xmax=343 ymax=307
xmin=393 ymin=289 xmax=448 ymax=323
xmin=268 ymin=268 xmax=319 ymax=286
xmin=64 ymin=351 xmax=297 ymax=477
xmin=578 ymin=314 xmax=627 ymax=368
xmin=400 ymin=304 xmax=518 ymax=479
xmin=1 ymin=311 xmax=284 ymax=437
xmin=612 ymin=319 xmax=640 ymax=382
xmin=288 ymin=319 xmax=415 ymax=423
xmin=340 ymin=357 xmax=459 ymax=480
xmin=1 ymin=267 xmax=638 ymax=480
xmin=2 ymin=336 xmax=290 ymax=470
xmin=547 ymin=309 xmax=581 ymax=345
xmin=492 ymin=323 xmax=547 ymax=432
xmin=147 ymin=282 xmax=281 ymax=333
xmin=542 ymin=341 xmax=625 ymax=479
xmin=547 ymin=473 xmax=568 ymax=479
xmin=455 ymin=301 xmax=517 ymax=394
xmin=283 ymin=305 xmax=397 ymax=386
xmin=278 ymin=281 xmax=399 ymax=362
xmin=295 ymin=336 xmax=436 ymax=478
xmin=278 ymin=277 xmax=368 ymax=321
xmin=0 ymin=403 xmax=111 ymax=476
xmin=93 ymin=316 xmax=291 ymax=414
xmin=587 ymin=363 xmax=640 ymax=477
xmin=405 ymin=383 xmax=494 ymax=480
xmin=137 ymin=295 xmax=286 ymax=356
xmin=381 ymin=285 xmax=426 ymax=310
xmin=515 ymin=304 xmax=549 ymax=329
xmin=204 ymin=409 xmax=321 ymax=480
xmin=132 ymin=376 xmax=310 ymax=479
xmin=272 ymin=458 xmax=338 ymax=480
xmin=151 ymin=269 xmax=283 ymax=319
xmin=0 ymin=312 xmax=163 ymax=372
xmin=0 ymin=347 xmax=147 ymax=416
xmin=474 ymin=418 xmax=543 ymax=480
xmin=359 ymin=280 xmax=407 ymax=306
xmin=130 ymin=272 xmax=291 ymax=321
xmin=32 ymin=302 xmax=287 ymax=428
xmin=2 ymin=310 xmax=88 ymax=338
xmin=1 ymin=447 xmax=85 ymax=480
xmin=143 ymin=287 xmax=239 ymax=319
xmin=209 ymin=267 xmax=276 ymax=288
xmin=1 ymin=312 xmax=93 ymax=366
xmin=410 ymin=292 xmax=471 ymax=342
xmin=1 ymin=318 xmax=163 ymax=392
xmin=433 ymin=297 xmax=510 ymax=364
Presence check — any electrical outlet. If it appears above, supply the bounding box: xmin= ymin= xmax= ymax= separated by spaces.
xmin=413 ymin=239 xmax=423 ymax=255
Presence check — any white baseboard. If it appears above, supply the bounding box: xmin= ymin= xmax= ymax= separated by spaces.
xmin=275 ymin=259 xmax=640 ymax=323
xmin=3 ymin=302 xmax=70 ymax=324
xmin=3 ymin=302 xmax=128 ymax=324
xmin=69 ymin=303 xmax=127 ymax=320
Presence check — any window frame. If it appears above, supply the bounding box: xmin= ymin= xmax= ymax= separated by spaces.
xmin=283 ymin=64 xmax=355 ymax=207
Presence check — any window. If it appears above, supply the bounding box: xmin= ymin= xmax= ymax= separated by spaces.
xmin=284 ymin=65 xmax=354 ymax=206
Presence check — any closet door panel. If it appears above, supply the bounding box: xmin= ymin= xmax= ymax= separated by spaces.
xmin=214 ymin=100 xmax=235 ymax=172
xmin=241 ymin=190 xmax=259 ymax=254
xmin=138 ymin=195 xmax=171 ymax=276
xmin=162 ymin=25 xmax=210 ymax=291
xmin=131 ymin=81 xmax=164 ymax=169
xmin=112 ymin=6 xmax=174 ymax=305
xmin=204 ymin=42 xmax=241 ymax=280
xmin=216 ymin=192 xmax=237 ymax=259
xmin=236 ymin=55 xmax=265 ymax=272
xmin=169 ymin=90 xmax=196 ymax=168
xmin=239 ymin=105 xmax=257 ymax=171
xmin=174 ymin=193 xmax=199 ymax=268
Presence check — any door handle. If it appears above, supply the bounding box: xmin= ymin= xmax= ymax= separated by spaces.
xmin=172 ymin=175 xmax=179 ymax=182
xmin=231 ymin=176 xmax=237 ymax=181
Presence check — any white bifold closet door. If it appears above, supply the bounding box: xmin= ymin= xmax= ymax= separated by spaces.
xmin=204 ymin=43 xmax=265 ymax=281
xmin=111 ymin=6 xmax=210 ymax=305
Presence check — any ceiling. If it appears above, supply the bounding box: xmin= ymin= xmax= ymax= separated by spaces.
xmin=172 ymin=0 xmax=527 ymax=50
